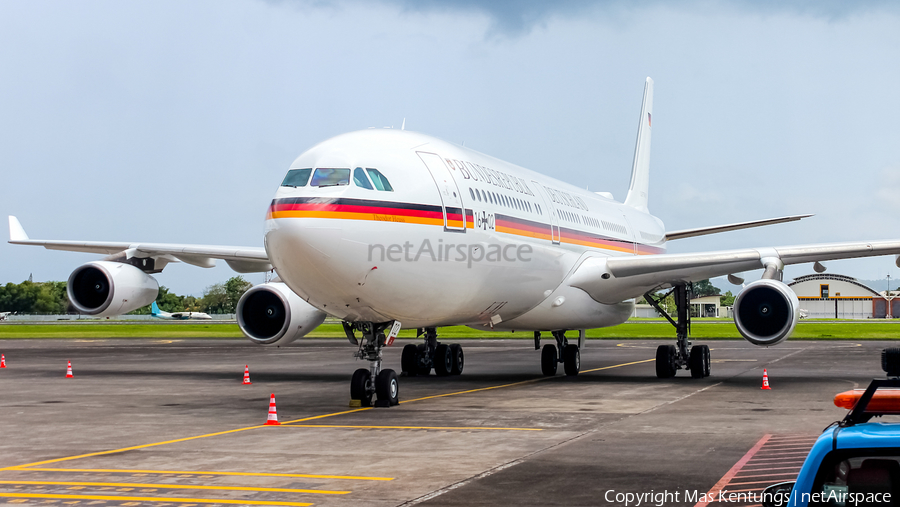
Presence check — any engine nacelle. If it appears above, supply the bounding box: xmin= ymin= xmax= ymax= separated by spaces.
xmin=67 ymin=261 xmax=159 ymax=317
xmin=733 ymin=279 xmax=800 ymax=346
xmin=236 ymin=282 xmax=327 ymax=345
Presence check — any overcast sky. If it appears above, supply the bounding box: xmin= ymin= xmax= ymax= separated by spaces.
xmin=1 ymin=0 xmax=899 ymax=296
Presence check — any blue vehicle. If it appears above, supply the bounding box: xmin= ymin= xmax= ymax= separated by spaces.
xmin=764 ymin=349 xmax=900 ymax=507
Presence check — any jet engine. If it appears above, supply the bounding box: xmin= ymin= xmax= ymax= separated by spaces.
xmin=67 ymin=261 xmax=159 ymax=317
xmin=236 ymin=282 xmax=327 ymax=345
xmin=733 ymin=279 xmax=800 ymax=346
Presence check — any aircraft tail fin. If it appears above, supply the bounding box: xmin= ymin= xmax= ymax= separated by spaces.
xmin=624 ymin=77 xmax=653 ymax=213
xmin=151 ymin=301 xmax=160 ymax=315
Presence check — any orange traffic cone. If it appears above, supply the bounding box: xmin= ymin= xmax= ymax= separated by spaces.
xmin=1 ymin=354 xmax=6 ymax=368
xmin=65 ymin=360 xmax=73 ymax=378
xmin=264 ymin=393 xmax=280 ymax=425
xmin=761 ymin=368 xmax=771 ymax=390
xmin=242 ymin=365 xmax=252 ymax=385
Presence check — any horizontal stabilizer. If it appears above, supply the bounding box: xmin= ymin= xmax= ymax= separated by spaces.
xmin=665 ymin=214 xmax=813 ymax=241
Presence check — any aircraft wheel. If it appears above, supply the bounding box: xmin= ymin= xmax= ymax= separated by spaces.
xmin=689 ymin=346 xmax=705 ymax=378
xmin=700 ymin=345 xmax=711 ymax=377
xmin=434 ymin=344 xmax=452 ymax=376
xmin=401 ymin=344 xmax=418 ymax=377
xmin=375 ymin=369 xmax=399 ymax=405
xmin=655 ymin=345 xmax=677 ymax=379
xmin=563 ymin=345 xmax=580 ymax=376
xmin=450 ymin=344 xmax=464 ymax=375
xmin=416 ymin=344 xmax=431 ymax=375
xmin=541 ymin=344 xmax=558 ymax=376
xmin=350 ymin=368 xmax=373 ymax=407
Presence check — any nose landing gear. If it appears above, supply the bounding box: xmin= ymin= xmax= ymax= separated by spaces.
xmin=344 ymin=321 xmax=400 ymax=407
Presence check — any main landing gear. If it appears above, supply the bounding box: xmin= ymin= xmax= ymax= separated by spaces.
xmin=535 ymin=330 xmax=580 ymax=377
xmin=343 ymin=322 xmax=399 ymax=407
xmin=644 ymin=283 xmax=710 ymax=379
xmin=400 ymin=327 xmax=464 ymax=377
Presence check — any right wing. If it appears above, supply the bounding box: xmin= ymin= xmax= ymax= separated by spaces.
xmin=664 ymin=214 xmax=813 ymax=241
xmin=568 ymin=239 xmax=900 ymax=304
xmin=8 ymin=216 xmax=271 ymax=273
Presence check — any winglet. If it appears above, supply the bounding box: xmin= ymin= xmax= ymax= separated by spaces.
xmin=8 ymin=216 xmax=28 ymax=242
xmin=624 ymin=77 xmax=653 ymax=213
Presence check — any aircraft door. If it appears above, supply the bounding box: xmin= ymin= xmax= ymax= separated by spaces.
xmin=531 ymin=180 xmax=560 ymax=244
xmin=418 ymin=152 xmax=466 ymax=232
xmin=621 ymin=213 xmax=638 ymax=256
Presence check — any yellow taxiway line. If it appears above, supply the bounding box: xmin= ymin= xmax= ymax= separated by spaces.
xmin=280 ymin=424 xmax=542 ymax=431
xmin=1 ymin=357 xmax=651 ymax=473
xmin=581 ymin=358 xmax=655 ymax=373
xmin=0 ymin=492 xmax=312 ymax=506
xmin=2 ymin=425 xmax=271 ymax=470
xmin=0 ymin=480 xmax=350 ymax=494
xmin=4 ymin=467 xmax=392 ymax=481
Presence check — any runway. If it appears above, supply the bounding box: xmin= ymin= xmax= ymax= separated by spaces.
xmin=0 ymin=338 xmax=890 ymax=506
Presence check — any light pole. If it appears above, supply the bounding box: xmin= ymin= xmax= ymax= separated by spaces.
xmin=888 ymin=274 xmax=893 ymax=319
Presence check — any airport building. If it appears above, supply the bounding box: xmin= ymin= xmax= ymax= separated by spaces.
xmin=691 ymin=295 xmax=725 ymax=318
xmin=632 ymin=295 xmax=730 ymax=319
xmin=787 ymin=274 xmax=898 ymax=319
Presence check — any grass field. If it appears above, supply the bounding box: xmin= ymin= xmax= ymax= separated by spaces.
xmin=1 ymin=321 xmax=899 ymax=340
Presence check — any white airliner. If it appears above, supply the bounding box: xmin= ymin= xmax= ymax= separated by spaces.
xmin=150 ymin=301 xmax=211 ymax=320
xmin=9 ymin=77 xmax=900 ymax=407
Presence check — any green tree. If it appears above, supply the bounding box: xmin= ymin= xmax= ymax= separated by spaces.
xmin=200 ymin=276 xmax=253 ymax=314
xmin=692 ymin=279 xmax=721 ymax=298
xmin=224 ymin=276 xmax=253 ymax=312
xmin=200 ymin=283 xmax=229 ymax=314
xmin=0 ymin=280 xmax=69 ymax=314
xmin=721 ymin=290 xmax=735 ymax=307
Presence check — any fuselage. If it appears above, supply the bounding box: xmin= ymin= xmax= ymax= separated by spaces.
xmin=264 ymin=129 xmax=667 ymax=331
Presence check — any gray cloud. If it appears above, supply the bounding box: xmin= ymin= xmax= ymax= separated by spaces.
xmin=272 ymin=0 xmax=900 ymax=36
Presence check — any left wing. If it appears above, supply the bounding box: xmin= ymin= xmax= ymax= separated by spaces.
xmin=8 ymin=216 xmax=271 ymax=273
xmin=569 ymin=239 xmax=900 ymax=304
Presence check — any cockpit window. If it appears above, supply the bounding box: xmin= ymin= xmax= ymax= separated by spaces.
xmin=353 ymin=168 xmax=374 ymax=189
xmin=310 ymin=168 xmax=351 ymax=187
xmin=281 ymin=168 xmax=312 ymax=187
xmin=366 ymin=168 xmax=394 ymax=191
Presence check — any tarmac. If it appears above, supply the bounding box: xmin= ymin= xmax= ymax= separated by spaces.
xmin=0 ymin=337 xmax=895 ymax=507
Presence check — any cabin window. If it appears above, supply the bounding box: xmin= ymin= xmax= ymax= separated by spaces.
xmin=469 ymin=188 xmax=476 ymax=200
xmin=281 ymin=168 xmax=312 ymax=187
xmin=366 ymin=168 xmax=394 ymax=191
xmin=310 ymin=168 xmax=350 ymax=187
xmin=353 ymin=168 xmax=374 ymax=189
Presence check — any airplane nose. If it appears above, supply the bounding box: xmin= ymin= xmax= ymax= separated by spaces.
xmin=265 ymin=218 xmax=352 ymax=298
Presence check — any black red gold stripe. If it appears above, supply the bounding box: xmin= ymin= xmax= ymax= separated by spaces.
xmin=496 ymin=214 xmax=665 ymax=255
xmin=268 ymin=198 xmax=664 ymax=255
